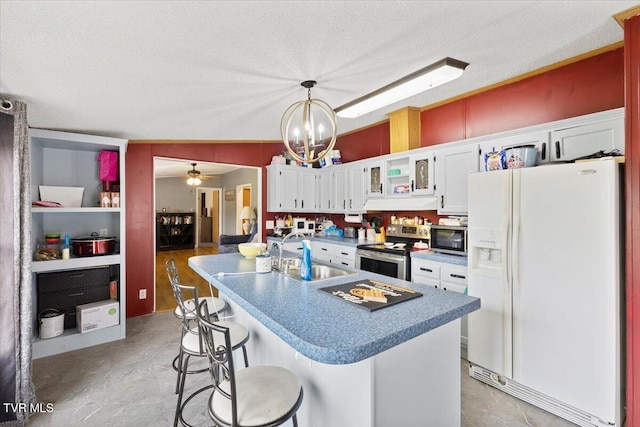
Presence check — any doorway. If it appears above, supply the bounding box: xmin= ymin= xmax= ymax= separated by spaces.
xmin=196 ymin=188 xmax=221 ymax=247
xmin=235 ymin=184 xmax=252 ymax=234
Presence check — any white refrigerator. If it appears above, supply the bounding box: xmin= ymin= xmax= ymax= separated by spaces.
xmin=466 ymin=159 xmax=624 ymax=427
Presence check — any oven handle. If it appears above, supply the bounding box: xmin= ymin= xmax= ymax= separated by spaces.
xmin=356 ymin=249 xmax=407 ymax=264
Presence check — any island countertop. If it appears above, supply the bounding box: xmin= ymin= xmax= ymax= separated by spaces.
xmin=189 ymin=253 xmax=480 ymax=365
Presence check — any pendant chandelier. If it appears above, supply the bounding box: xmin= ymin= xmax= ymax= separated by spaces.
xmin=280 ymin=80 xmax=337 ymax=164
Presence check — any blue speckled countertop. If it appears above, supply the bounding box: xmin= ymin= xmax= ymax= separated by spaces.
xmin=267 ymin=235 xmax=361 ymax=248
xmin=410 ymin=250 xmax=468 ymax=266
xmin=189 ymin=253 xmax=479 ymax=365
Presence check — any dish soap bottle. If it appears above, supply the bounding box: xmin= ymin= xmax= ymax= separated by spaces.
xmin=301 ymin=239 xmax=312 ymax=281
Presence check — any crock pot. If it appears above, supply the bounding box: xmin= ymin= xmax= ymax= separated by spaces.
xmin=71 ymin=233 xmax=117 ymax=256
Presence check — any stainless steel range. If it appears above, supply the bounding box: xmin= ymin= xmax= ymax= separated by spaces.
xmin=355 ymin=224 xmax=431 ymax=281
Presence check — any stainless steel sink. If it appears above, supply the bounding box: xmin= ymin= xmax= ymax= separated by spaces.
xmin=284 ymin=263 xmax=355 ymax=282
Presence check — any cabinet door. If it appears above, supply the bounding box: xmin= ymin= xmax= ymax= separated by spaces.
xmin=366 ymin=160 xmax=384 ymax=198
xmin=436 ymin=144 xmax=479 ymax=215
xmin=297 ymin=168 xmax=316 ymax=211
xmin=317 ymin=169 xmax=332 ymax=212
xmin=479 ymin=131 xmax=550 ymax=167
xmin=280 ymin=166 xmax=299 ymax=211
xmin=409 ymin=152 xmax=435 ymax=196
xmin=331 ymin=166 xmax=348 ymax=213
xmin=550 ymin=117 xmax=624 ymax=161
xmin=347 ymin=164 xmax=366 ymax=213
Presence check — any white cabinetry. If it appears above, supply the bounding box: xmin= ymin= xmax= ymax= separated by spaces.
xmin=330 ymin=163 xmax=366 ymax=214
xmin=266 ymin=164 xmax=317 ymax=212
xmin=435 ymin=144 xmax=479 ymax=215
xmin=412 ymin=258 xmax=468 ymax=356
xmin=409 ymin=151 xmax=436 ymax=196
xmin=311 ymin=241 xmax=357 ymax=268
xmin=317 ymin=168 xmax=332 ymax=211
xmin=550 ymin=117 xmax=624 ymax=161
xmin=30 ymin=129 xmax=127 ymax=359
xmin=479 ymin=131 xmax=550 ymax=167
xmin=365 ymin=160 xmax=384 ymax=198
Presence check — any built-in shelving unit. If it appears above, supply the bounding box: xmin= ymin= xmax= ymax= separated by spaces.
xmin=29 ymin=128 xmax=127 ymax=359
xmin=156 ymin=212 xmax=195 ymax=251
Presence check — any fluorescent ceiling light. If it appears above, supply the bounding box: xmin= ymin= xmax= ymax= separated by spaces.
xmin=335 ymin=57 xmax=468 ymax=118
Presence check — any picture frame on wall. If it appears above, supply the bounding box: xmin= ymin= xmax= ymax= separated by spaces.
xmin=224 ymin=190 xmax=235 ymax=201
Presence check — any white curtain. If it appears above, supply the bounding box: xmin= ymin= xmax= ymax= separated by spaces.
xmin=0 ymin=94 xmax=35 ymax=426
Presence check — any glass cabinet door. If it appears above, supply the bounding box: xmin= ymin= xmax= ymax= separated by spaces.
xmin=366 ymin=160 xmax=384 ymax=198
xmin=409 ymin=152 xmax=435 ymax=196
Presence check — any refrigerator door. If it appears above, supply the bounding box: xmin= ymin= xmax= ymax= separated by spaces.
xmin=467 ymin=169 xmax=513 ymax=378
xmin=512 ymin=160 xmax=621 ymax=423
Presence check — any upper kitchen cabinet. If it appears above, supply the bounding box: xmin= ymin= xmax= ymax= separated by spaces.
xmin=550 ymin=116 xmax=624 ymax=162
xmin=435 ymin=143 xmax=479 ymax=215
xmin=317 ymin=168 xmax=332 ymax=211
xmin=366 ymin=159 xmax=384 ymax=199
xmin=409 ymin=151 xmax=436 ymax=196
xmin=479 ymin=131 xmax=550 ymax=167
xmin=330 ymin=162 xmax=366 ymax=214
xmin=266 ymin=164 xmax=317 ymax=212
xmin=347 ymin=162 xmax=367 ymax=213
xmin=29 ymin=128 xmax=127 ymax=358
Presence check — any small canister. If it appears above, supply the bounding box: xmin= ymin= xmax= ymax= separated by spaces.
xmin=100 ymin=192 xmax=111 ymax=207
xmin=256 ymin=252 xmax=272 ymax=273
xmin=111 ymin=192 xmax=120 ymax=208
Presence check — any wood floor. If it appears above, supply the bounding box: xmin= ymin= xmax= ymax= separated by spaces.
xmin=155 ymin=245 xmax=219 ymax=313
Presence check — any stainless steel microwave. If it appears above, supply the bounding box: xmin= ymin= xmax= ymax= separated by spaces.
xmin=430 ymin=225 xmax=468 ymax=256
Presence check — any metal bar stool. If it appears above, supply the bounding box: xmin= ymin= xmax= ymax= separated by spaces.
xmin=171 ymin=276 xmax=250 ymax=427
xmin=165 ymin=258 xmax=228 ymax=379
xmin=197 ymin=299 xmax=304 ymax=427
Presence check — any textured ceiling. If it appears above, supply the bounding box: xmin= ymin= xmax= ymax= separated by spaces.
xmin=0 ymin=1 xmax=635 ymax=142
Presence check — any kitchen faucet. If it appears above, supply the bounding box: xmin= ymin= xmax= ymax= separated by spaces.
xmin=277 ymin=231 xmax=307 ymax=271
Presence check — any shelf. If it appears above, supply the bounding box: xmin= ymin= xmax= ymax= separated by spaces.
xmin=32 ymin=207 xmax=122 ymax=214
xmin=32 ymin=254 xmax=122 ymax=273
xmin=32 ymin=323 xmax=124 ymax=359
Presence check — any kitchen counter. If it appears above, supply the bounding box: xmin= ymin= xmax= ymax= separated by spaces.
xmin=267 ymin=234 xmax=361 ymax=248
xmin=189 ymin=253 xmax=479 ymax=426
xmin=411 ymin=249 xmax=468 ymax=266
xmin=189 ymin=253 xmax=478 ymax=364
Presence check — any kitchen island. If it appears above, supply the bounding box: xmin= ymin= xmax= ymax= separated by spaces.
xmin=189 ymin=253 xmax=480 ymax=427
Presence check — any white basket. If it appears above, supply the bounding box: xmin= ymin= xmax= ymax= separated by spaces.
xmin=39 ymin=309 xmax=64 ymax=339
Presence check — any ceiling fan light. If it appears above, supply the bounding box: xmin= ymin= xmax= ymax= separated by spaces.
xmin=335 ymin=57 xmax=468 ymax=118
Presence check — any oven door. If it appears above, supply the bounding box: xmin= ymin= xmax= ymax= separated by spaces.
xmin=356 ymin=249 xmax=409 ymax=281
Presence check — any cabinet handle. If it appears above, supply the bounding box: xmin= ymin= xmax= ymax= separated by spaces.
xmin=340 ymin=252 xmax=348 ymax=256
xmin=555 ymin=141 xmax=560 ymax=159
xmin=301 ymin=200 xmax=304 ymax=209
xmin=349 ymin=199 xmax=352 ymax=209
xmin=420 ymin=267 xmax=433 ymax=273
xmin=541 ymin=142 xmax=547 ymax=160
xmin=321 ymin=248 xmax=328 ymax=252
xmin=380 ymin=183 xmax=383 ymax=194
xmin=440 ymin=195 xmax=444 ymax=208
xmin=411 ymin=180 xmax=414 ymax=192
xmin=450 ymin=274 xmax=466 ymax=280
xmin=294 ymin=199 xmax=297 ymax=208
xmin=343 ymin=200 xmax=346 ymax=209
xmin=68 ymin=292 xmax=84 ymax=297
xmin=443 ymin=287 xmax=448 ymax=291
xmin=67 ymin=273 xmax=84 ymax=278
xmin=341 ymin=262 xmax=348 ymax=266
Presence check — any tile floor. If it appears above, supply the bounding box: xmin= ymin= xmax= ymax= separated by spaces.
xmin=29 ymin=311 xmax=578 ymax=426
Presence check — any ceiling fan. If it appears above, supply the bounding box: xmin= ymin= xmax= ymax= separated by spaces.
xmin=186 ymin=163 xmax=213 ymax=186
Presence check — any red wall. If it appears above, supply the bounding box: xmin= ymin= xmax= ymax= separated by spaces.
xmin=125 ymin=142 xmax=282 ymax=317
xmin=125 ymin=48 xmax=624 ymax=318
xmin=624 ymin=14 xmax=640 ymax=426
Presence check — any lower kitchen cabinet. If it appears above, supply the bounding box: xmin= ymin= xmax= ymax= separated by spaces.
xmin=311 ymin=241 xmax=356 ymax=268
xmin=412 ymin=257 xmax=469 ymax=358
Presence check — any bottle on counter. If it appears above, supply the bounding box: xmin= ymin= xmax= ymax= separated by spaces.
xmin=301 ymin=240 xmax=312 ymax=281
xmin=390 ymin=214 xmax=396 ymax=224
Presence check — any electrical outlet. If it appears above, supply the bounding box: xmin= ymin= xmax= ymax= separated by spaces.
xmin=139 ymin=289 xmax=147 ymax=299
xmin=99 ymin=228 xmax=108 ymax=237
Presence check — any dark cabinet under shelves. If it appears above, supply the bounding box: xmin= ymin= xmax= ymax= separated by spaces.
xmin=156 ymin=212 xmax=195 ymax=251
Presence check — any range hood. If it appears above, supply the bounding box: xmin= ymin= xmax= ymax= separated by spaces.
xmin=364 ymin=197 xmax=438 ymax=212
